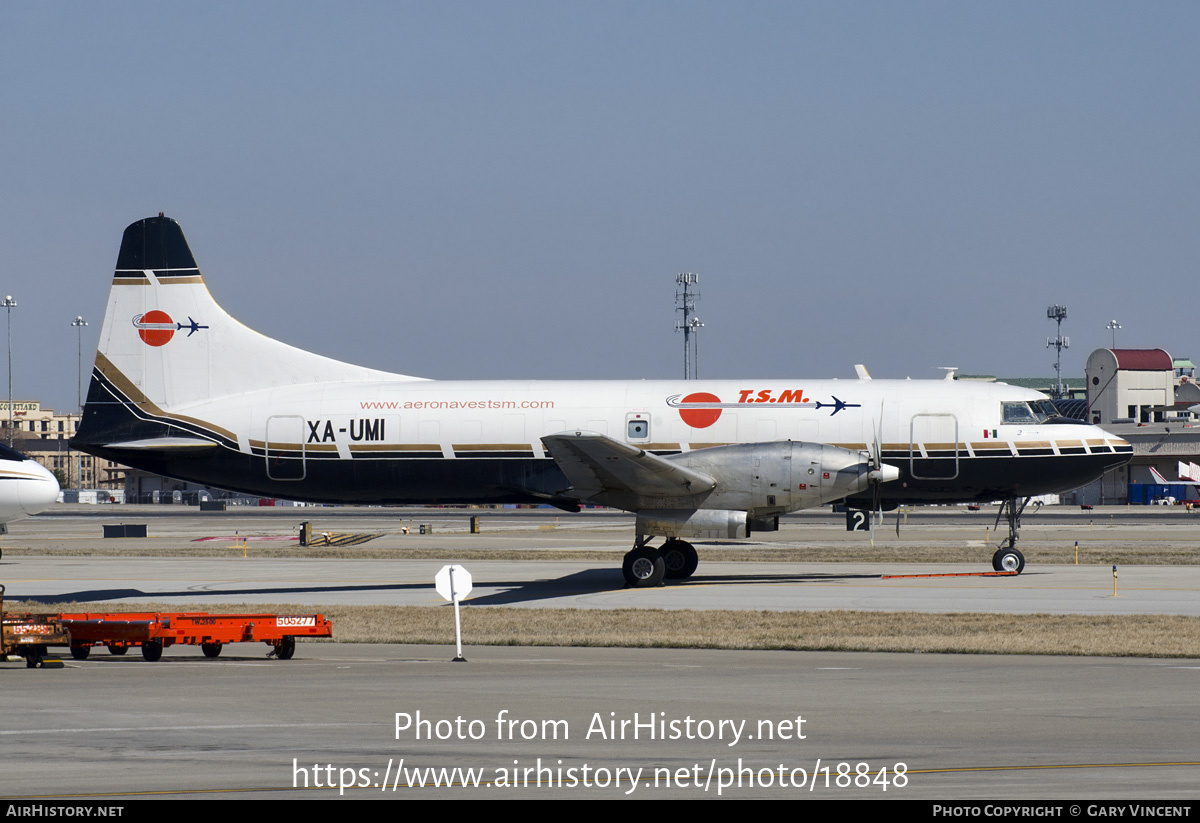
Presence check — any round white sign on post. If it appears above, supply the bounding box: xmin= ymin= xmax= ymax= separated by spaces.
xmin=435 ymin=564 xmax=473 ymax=602
xmin=434 ymin=564 xmax=472 ymax=662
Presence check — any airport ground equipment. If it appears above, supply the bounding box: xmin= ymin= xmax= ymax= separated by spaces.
xmin=56 ymin=611 xmax=333 ymax=661
xmin=0 ymin=585 xmax=70 ymax=668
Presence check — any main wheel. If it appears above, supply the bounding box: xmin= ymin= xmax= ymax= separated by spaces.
xmin=274 ymin=636 xmax=296 ymax=660
xmin=70 ymin=644 xmax=91 ymax=660
xmin=622 ymin=546 xmax=666 ymax=588
xmin=141 ymin=639 xmax=163 ymax=662
xmin=201 ymin=642 xmax=222 ymax=658
xmin=659 ymin=539 xmax=699 ymax=580
xmin=992 ymin=546 xmax=1025 ymax=574
xmin=107 ymin=644 xmax=128 ymax=656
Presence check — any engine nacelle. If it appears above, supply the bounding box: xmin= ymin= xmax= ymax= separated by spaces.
xmin=636 ymin=509 xmax=747 ymax=539
xmin=665 ymin=440 xmax=895 ymax=517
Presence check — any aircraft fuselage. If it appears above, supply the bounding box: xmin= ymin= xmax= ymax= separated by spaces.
xmin=78 ymin=369 xmax=1128 ymax=507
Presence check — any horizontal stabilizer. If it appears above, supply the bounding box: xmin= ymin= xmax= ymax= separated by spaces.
xmin=541 ymin=431 xmax=715 ymax=507
xmin=1180 ymin=461 xmax=1200 ymax=483
xmin=100 ymin=437 xmax=219 ymax=452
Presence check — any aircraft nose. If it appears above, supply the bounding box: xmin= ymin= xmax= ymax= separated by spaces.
xmin=20 ymin=461 xmax=60 ymax=515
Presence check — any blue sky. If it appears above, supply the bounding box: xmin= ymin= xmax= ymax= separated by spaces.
xmin=3 ymin=2 xmax=1196 ymax=413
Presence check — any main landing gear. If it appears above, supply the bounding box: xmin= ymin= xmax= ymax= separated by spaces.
xmin=622 ymin=538 xmax=699 ymax=588
xmin=991 ymin=496 xmax=1028 ymax=574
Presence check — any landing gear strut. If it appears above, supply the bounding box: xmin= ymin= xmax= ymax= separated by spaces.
xmin=991 ymin=497 xmax=1028 ymax=573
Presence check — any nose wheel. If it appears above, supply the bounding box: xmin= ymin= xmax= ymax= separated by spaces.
xmin=992 ymin=546 xmax=1025 ymax=573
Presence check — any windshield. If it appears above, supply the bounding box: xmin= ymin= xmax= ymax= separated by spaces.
xmin=1033 ymin=400 xmax=1060 ymax=422
xmin=1002 ymin=400 xmax=1064 ymax=424
xmin=1001 ymin=401 xmax=1038 ymax=424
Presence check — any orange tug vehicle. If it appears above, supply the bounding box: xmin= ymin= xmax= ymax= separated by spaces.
xmin=2 ymin=585 xmax=333 ymax=665
xmin=58 ymin=612 xmax=334 ymax=661
xmin=0 ymin=586 xmax=71 ymax=668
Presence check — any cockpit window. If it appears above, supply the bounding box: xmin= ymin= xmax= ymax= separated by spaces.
xmin=1001 ymin=402 xmax=1037 ymax=424
xmin=1032 ymin=400 xmax=1059 ymax=422
xmin=0 ymin=442 xmax=29 ymax=462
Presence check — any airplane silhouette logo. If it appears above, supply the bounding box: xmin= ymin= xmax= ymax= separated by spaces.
xmin=132 ymin=311 xmax=208 ymax=347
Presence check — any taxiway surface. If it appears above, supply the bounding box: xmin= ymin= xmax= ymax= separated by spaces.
xmin=1 ymin=505 xmax=1197 ymax=800
xmin=3 ymin=644 xmax=1199 ymax=799
xmin=4 ymin=505 xmax=1198 ymax=615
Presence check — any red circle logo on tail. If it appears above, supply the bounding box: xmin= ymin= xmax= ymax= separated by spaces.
xmin=134 ymin=310 xmax=175 ymax=347
xmin=678 ymin=392 xmax=722 ymax=428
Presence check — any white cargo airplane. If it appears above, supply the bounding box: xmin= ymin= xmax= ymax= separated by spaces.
xmin=71 ymin=216 xmax=1132 ymax=586
xmin=0 ymin=443 xmax=60 ymax=543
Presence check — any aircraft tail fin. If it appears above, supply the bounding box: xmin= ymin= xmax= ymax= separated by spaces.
xmin=73 ymin=215 xmax=420 ymax=450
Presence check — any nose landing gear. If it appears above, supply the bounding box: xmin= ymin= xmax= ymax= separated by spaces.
xmin=991 ymin=497 xmax=1029 ymax=573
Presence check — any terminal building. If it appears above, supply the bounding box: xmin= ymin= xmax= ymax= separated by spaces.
xmin=1084 ymin=348 xmax=1181 ymax=425
xmin=1 ymin=401 xmax=126 ymax=492
xmin=1070 ymin=348 xmax=1200 ymax=504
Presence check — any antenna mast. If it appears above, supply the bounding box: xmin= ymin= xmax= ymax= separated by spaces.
xmin=1046 ymin=304 xmax=1069 ymax=399
xmin=675 ymin=273 xmax=701 ymax=379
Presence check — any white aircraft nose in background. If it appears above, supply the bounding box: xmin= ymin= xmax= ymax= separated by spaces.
xmin=0 ymin=443 xmax=60 ymax=522
xmin=19 ymin=461 xmax=60 ymax=516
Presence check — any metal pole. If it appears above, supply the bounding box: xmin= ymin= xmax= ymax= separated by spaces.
xmin=1046 ymin=305 xmax=1068 ymax=399
xmin=675 ymin=273 xmax=699 ymax=379
xmin=693 ymin=325 xmax=699 ymax=379
xmin=690 ymin=316 xmax=703 ymax=380
xmin=4 ymin=296 xmax=15 ymax=447
xmin=449 ymin=566 xmax=465 ymax=662
xmin=72 ymin=316 xmax=87 ymax=489
xmin=683 ymin=321 xmax=690 ymax=379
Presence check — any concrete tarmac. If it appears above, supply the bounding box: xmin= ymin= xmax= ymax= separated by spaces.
xmin=2 ymin=505 xmax=1199 ymax=800
xmin=3 ymin=505 xmax=1199 ymax=614
xmin=6 ymin=556 xmax=1200 ymax=616
xmin=3 ymin=643 xmax=1199 ymax=799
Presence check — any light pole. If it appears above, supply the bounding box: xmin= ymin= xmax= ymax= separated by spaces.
xmin=1107 ymin=320 xmax=1121 ymax=349
xmin=72 ymin=315 xmax=88 ymax=489
xmin=3 ymin=296 xmax=15 ymax=446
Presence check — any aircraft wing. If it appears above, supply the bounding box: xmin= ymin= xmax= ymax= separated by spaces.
xmin=541 ymin=431 xmax=716 ymax=509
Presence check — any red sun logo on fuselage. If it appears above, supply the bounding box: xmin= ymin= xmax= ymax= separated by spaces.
xmin=677 ymin=392 xmax=722 ymax=428
xmin=133 ymin=311 xmax=176 ymax=347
